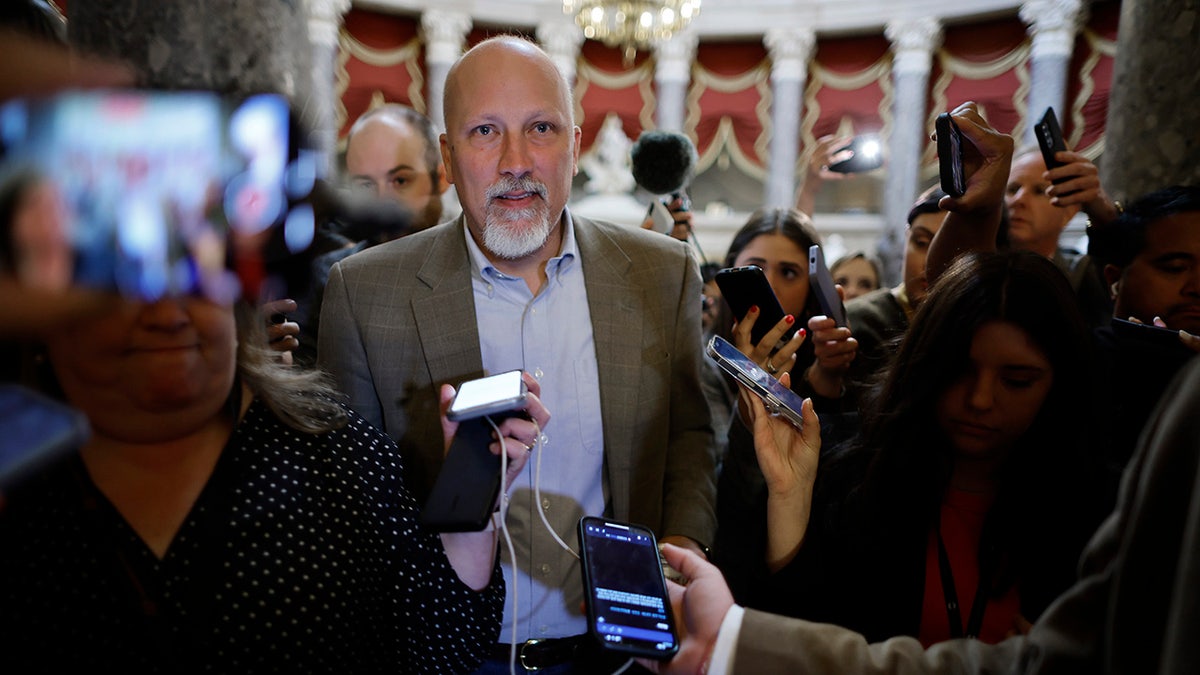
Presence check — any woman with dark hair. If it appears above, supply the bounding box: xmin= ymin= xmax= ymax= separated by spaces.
xmin=711 ymin=208 xmax=862 ymax=598
xmin=743 ymin=249 xmax=1114 ymax=645
xmin=0 ymin=294 xmax=548 ymax=672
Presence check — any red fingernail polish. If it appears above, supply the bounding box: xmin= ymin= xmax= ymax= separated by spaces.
xmin=785 ymin=315 xmax=795 ymax=325
xmin=799 ymin=328 xmax=807 ymax=338
xmin=750 ymin=305 xmax=759 ymax=313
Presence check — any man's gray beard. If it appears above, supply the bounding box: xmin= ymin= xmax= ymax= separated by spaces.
xmin=482 ymin=202 xmax=553 ymax=260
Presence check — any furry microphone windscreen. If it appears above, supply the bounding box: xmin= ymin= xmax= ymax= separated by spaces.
xmin=630 ymin=130 xmax=698 ymax=196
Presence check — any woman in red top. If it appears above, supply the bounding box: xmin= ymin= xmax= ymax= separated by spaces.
xmin=743 ymin=250 xmax=1116 ymax=645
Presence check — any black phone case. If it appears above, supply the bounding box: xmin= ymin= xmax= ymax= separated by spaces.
xmin=1110 ymin=318 xmax=1189 ymax=352
xmin=577 ymin=517 xmax=680 ymax=661
xmin=808 ymin=246 xmax=847 ymax=327
xmin=419 ymin=417 xmax=502 ymax=532
xmin=714 ymin=265 xmax=798 ymax=346
xmin=1035 ymin=107 xmax=1068 ymax=174
xmin=935 ymin=113 xmax=966 ymax=198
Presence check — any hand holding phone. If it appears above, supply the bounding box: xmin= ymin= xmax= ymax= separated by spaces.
xmin=422 ymin=370 xmax=529 ymax=532
xmin=826 ymin=135 xmax=884 ymax=174
xmin=1035 ymin=107 xmax=1068 ymax=175
xmin=808 ymin=245 xmax=847 ymax=327
xmin=706 ymin=335 xmax=806 ymax=430
xmin=578 ymin=517 xmax=680 ymax=660
xmin=935 ymin=112 xmax=966 ymax=198
xmin=445 ymin=370 xmax=527 ymax=422
xmin=714 ymin=265 xmax=798 ymax=346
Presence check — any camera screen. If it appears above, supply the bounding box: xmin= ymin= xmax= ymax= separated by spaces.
xmin=581 ymin=519 xmax=677 ymax=655
xmin=0 ymin=91 xmax=297 ymax=301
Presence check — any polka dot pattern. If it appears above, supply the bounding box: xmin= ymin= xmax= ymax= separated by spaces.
xmin=0 ymin=399 xmax=504 ymax=672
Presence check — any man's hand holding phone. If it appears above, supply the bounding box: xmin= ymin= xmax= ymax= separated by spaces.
xmin=933 ymin=102 xmax=1014 ymax=215
xmin=635 ymin=543 xmax=735 ymax=675
xmin=439 ymin=371 xmax=547 ymax=496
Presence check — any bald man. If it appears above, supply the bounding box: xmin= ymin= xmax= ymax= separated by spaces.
xmin=319 ymin=36 xmax=717 ymax=673
xmin=343 ymin=103 xmax=448 ymax=235
xmin=1005 ymin=149 xmax=1112 ymax=328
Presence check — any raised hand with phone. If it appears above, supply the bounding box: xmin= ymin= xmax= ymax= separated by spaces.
xmin=1032 ymin=107 xmax=1122 ymax=228
xmin=925 ymin=102 xmax=1015 ymax=285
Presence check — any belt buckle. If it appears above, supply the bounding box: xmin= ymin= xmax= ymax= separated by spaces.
xmin=519 ymin=638 xmax=545 ymax=672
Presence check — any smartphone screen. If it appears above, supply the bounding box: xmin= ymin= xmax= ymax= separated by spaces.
xmin=706 ymin=335 xmax=806 ymax=429
xmin=808 ymin=245 xmax=847 ymax=327
xmin=0 ymin=90 xmax=295 ymax=301
xmin=935 ymin=113 xmax=966 ymax=198
xmin=578 ymin=517 xmax=679 ymax=660
xmin=714 ymin=265 xmax=798 ymax=346
xmin=447 ymin=370 xmax=527 ymax=422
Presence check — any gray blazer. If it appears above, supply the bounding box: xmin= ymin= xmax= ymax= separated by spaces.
xmin=318 ymin=213 xmax=718 ymax=547
xmin=731 ymin=355 xmax=1200 ymax=674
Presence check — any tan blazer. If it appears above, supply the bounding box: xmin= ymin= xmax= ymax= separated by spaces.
xmin=318 ymin=213 xmax=717 ymax=546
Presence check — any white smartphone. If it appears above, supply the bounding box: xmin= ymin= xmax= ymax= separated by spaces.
xmin=706 ymin=335 xmax=805 ymax=430
xmin=446 ymin=370 xmax=527 ymax=422
xmin=808 ymin=245 xmax=847 ymax=327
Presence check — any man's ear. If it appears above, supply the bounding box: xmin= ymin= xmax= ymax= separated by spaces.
xmin=1104 ymin=263 xmax=1123 ymax=299
xmin=433 ymin=163 xmax=450 ymax=196
xmin=439 ymin=133 xmax=455 ymax=186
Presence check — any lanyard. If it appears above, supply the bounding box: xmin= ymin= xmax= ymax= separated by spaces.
xmin=934 ymin=526 xmax=991 ymax=639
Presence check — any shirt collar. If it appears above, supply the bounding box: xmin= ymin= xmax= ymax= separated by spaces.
xmin=464 ymin=209 xmax=579 ymax=282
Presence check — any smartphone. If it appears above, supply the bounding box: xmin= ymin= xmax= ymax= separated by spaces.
xmin=578 ymin=517 xmax=679 ymax=661
xmin=1035 ymin=107 xmax=1068 ymax=175
xmin=827 ymin=135 xmax=883 ymax=174
xmin=714 ymin=265 xmax=798 ymax=346
xmin=706 ymin=335 xmax=806 ymax=430
xmin=808 ymin=245 xmax=847 ymax=326
xmin=1110 ymin=317 xmax=1189 ymax=353
xmin=0 ymin=90 xmax=296 ymax=302
xmin=0 ymin=385 xmax=90 ymax=493
xmin=935 ymin=112 xmax=966 ymax=198
xmin=422 ymin=371 xmax=528 ymax=532
xmin=446 ymin=369 xmax=527 ymax=422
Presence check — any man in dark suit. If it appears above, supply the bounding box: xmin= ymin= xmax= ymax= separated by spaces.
xmin=318 ymin=35 xmax=716 ymax=673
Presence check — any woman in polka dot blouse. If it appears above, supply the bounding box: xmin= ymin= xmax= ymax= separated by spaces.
xmin=0 ymin=297 xmax=547 ymax=673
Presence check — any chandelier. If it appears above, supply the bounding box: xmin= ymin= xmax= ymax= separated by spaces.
xmin=563 ymin=0 xmax=701 ymax=65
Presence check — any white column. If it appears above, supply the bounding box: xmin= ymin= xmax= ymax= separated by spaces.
xmin=763 ymin=27 xmax=816 ymax=210
xmin=537 ymin=17 xmax=585 ymax=87
xmin=881 ymin=17 xmax=942 ymax=286
xmin=653 ymin=29 xmax=698 ymax=132
xmin=306 ymin=0 xmax=350 ymax=174
xmin=420 ymin=9 xmax=471 ymax=133
xmin=1020 ymin=0 xmax=1086 ymax=146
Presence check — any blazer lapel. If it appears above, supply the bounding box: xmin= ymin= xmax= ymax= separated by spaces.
xmin=575 ymin=216 xmax=644 ymax=510
xmin=411 ymin=217 xmax=485 ymax=385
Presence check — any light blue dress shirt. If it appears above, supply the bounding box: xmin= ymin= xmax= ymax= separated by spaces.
xmin=465 ymin=210 xmax=606 ymax=642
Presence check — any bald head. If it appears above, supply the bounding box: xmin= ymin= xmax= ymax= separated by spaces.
xmin=438 ymin=34 xmax=582 ymax=265
xmin=442 ymin=36 xmax=574 ymax=132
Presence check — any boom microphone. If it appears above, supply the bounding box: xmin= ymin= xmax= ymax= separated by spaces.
xmin=630 ymin=130 xmax=697 ymax=198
